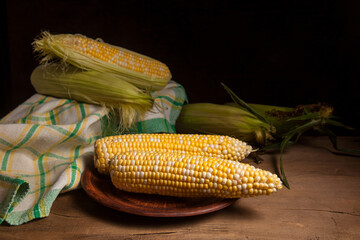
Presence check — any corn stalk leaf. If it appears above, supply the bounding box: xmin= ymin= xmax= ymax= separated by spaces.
xmin=278 ymin=119 xmax=323 ymax=189
xmin=318 ymin=126 xmax=360 ymax=154
xmin=279 ymin=133 xmax=294 ymax=189
xmin=285 ymin=119 xmax=322 ymax=137
xmin=221 ymin=83 xmax=270 ymax=125
xmin=325 ymin=119 xmax=354 ymax=130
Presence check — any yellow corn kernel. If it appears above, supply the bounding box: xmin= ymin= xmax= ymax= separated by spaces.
xmin=109 ymin=151 xmax=282 ymax=198
xmin=94 ymin=133 xmax=254 ymax=174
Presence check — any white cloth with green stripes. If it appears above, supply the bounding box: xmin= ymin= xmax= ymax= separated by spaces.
xmin=0 ymin=81 xmax=187 ymax=225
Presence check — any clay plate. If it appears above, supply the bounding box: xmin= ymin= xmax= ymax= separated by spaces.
xmin=81 ymin=165 xmax=238 ymax=217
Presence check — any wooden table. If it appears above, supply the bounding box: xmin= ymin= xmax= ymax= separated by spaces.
xmin=1 ymin=136 xmax=359 ymax=239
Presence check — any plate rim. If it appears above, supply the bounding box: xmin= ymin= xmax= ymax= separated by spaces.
xmin=81 ymin=166 xmax=238 ymax=217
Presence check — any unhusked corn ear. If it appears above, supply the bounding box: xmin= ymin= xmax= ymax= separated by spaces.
xmin=94 ymin=133 xmax=253 ymax=174
xmin=109 ymin=151 xmax=282 ymax=198
xmin=33 ymin=31 xmax=172 ymax=90
xmin=175 ymin=103 xmax=274 ymax=145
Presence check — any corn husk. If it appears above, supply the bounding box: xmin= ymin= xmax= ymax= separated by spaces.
xmin=32 ymin=31 xmax=171 ymax=90
xmin=176 ymin=103 xmax=274 ymax=144
xmin=31 ymin=64 xmax=154 ymax=129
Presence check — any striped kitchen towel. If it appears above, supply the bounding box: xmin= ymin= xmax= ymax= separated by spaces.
xmin=0 ymin=81 xmax=187 ymax=225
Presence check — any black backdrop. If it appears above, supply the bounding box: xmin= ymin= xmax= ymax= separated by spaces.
xmin=1 ymin=0 xmax=359 ymax=135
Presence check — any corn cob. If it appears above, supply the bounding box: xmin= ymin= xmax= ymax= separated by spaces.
xmin=109 ymin=151 xmax=282 ymax=198
xmin=33 ymin=31 xmax=172 ymax=90
xmin=94 ymin=133 xmax=253 ymax=174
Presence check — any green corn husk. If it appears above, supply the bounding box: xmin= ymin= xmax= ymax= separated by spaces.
xmin=32 ymin=31 xmax=171 ymax=90
xmin=31 ymin=64 xmax=154 ymax=129
xmin=176 ymin=103 xmax=274 ymax=145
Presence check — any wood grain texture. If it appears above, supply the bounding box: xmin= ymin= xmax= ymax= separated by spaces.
xmin=1 ymin=136 xmax=359 ymax=240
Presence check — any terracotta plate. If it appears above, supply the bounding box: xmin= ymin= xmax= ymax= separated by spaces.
xmin=81 ymin=165 xmax=238 ymax=217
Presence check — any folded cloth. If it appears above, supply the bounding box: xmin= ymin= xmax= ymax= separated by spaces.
xmin=0 ymin=81 xmax=187 ymax=225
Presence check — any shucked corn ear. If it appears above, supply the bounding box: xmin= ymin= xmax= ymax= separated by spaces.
xmin=110 ymin=151 xmax=282 ymax=198
xmin=33 ymin=31 xmax=172 ymax=90
xmin=31 ymin=64 xmax=153 ymax=129
xmin=94 ymin=134 xmax=253 ymax=174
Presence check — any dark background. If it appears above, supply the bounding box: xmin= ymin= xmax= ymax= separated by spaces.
xmin=1 ymin=0 xmax=359 ymax=135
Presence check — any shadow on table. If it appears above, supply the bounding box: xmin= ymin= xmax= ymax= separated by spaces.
xmin=71 ymin=189 xmax=259 ymax=227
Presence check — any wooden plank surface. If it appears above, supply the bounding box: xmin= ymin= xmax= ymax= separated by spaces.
xmin=1 ymin=136 xmax=359 ymax=239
